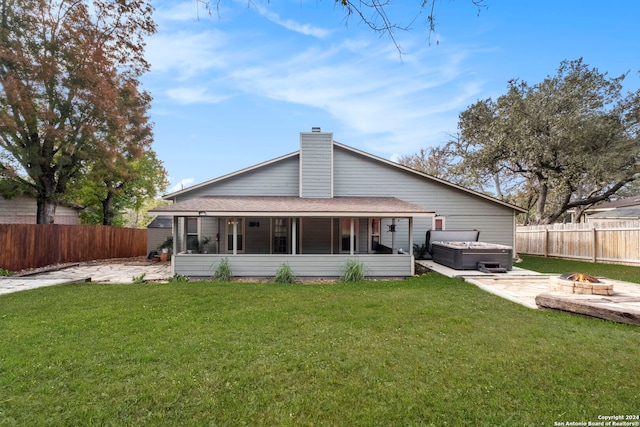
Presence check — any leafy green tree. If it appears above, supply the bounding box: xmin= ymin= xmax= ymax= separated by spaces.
xmin=457 ymin=59 xmax=640 ymax=224
xmin=0 ymin=0 xmax=155 ymax=223
xmin=68 ymin=79 xmax=167 ymax=226
xmin=71 ymin=151 xmax=168 ymax=226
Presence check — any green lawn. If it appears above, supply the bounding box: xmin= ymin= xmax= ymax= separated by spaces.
xmin=1 ymin=272 xmax=638 ymax=426
xmin=518 ymin=254 xmax=640 ymax=283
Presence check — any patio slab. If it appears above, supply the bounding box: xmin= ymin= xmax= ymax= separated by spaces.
xmin=0 ymin=260 xmax=172 ymax=295
xmin=417 ymin=260 xmax=640 ymax=325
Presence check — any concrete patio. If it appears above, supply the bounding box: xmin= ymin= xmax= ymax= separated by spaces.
xmin=418 ymin=260 xmax=640 ymax=325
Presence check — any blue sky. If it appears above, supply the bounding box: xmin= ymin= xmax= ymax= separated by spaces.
xmin=141 ymin=1 xmax=640 ymax=193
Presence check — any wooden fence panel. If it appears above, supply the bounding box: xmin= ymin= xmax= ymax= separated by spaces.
xmin=0 ymin=224 xmax=147 ymax=271
xmin=516 ymin=221 xmax=640 ymax=266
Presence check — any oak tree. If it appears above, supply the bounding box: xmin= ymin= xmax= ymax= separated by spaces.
xmin=0 ymin=0 xmax=155 ymax=223
xmin=457 ymin=59 xmax=640 ymax=224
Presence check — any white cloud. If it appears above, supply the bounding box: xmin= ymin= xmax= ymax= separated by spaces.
xmin=169 ymin=178 xmax=195 ymax=193
xmin=226 ymin=41 xmax=483 ymax=155
xmin=254 ymin=4 xmax=330 ymax=38
xmin=165 ymin=86 xmax=230 ymax=105
xmin=145 ymin=30 xmax=229 ymax=79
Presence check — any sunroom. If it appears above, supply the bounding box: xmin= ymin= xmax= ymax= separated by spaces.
xmin=150 ymin=195 xmax=435 ymax=278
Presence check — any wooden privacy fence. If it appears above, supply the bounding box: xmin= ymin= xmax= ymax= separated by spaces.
xmin=0 ymin=224 xmax=148 ymax=272
xmin=516 ymin=221 xmax=640 ymax=266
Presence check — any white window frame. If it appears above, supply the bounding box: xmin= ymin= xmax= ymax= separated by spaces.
xmin=433 ymin=216 xmax=446 ymax=231
xmin=226 ymin=218 xmax=245 ymax=254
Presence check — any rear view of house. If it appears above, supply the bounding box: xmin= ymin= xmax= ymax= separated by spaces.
xmin=150 ymin=129 xmax=525 ymax=278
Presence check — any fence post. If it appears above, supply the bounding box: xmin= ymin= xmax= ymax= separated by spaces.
xmin=544 ymin=228 xmax=549 ymax=258
xmin=592 ymin=227 xmax=597 ymax=263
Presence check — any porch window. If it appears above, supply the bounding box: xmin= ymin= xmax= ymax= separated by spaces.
xmin=369 ymin=218 xmax=380 ymax=253
xmin=433 ymin=216 xmax=445 ymax=231
xmin=227 ymin=218 xmax=244 ymax=252
xmin=186 ymin=217 xmax=199 ymax=252
xmin=272 ymin=218 xmax=288 ymax=254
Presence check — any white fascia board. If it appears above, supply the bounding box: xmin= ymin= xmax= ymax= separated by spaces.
xmin=150 ymin=211 xmax=435 ymax=218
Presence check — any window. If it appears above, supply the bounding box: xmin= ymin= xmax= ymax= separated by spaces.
xmin=272 ymin=218 xmax=288 ymax=254
xmin=369 ymin=218 xmax=380 ymax=253
xmin=227 ymin=218 xmax=244 ymax=252
xmin=186 ymin=217 xmax=199 ymax=252
xmin=433 ymin=216 xmax=445 ymax=231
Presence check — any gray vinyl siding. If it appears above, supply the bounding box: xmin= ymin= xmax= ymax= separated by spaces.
xmin=300 ymin=132 xmax=332 ymax=198
xmin=333 ymin=146 xmax=516 ymax=248
xmin=175 ymin=253 xmax=412 ymax=277
xmin=175 ymin=156 xmax=300 ymax=201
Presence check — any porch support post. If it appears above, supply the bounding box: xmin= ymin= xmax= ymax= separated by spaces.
xmin=292 ymin=218 xmax=297 ymax=255
xmin=409 ymin=217 xmax=414 ymax=256
xmin=350 ymin=218 xmax=355 ymax=255
xmin=391 ymin=218 xmax=396 ymax=255
xmin=172 ymin=216 xmax=179 ymax=275
xmin=232 ymin=220 xmax=238 ymax=255
xmin=173 ymin=216 xmax=179 ymax=253
xmin=330 ymin=218 xmax=334 ymax=254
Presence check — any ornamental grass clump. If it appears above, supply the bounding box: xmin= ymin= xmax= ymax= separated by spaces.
xmin=341 ymin=259 xmax=365 ymax=282
xmin=211 ymin=258 xmax=233 ymax=282
xmin=274 ymin=263 xmax=297 ymax=284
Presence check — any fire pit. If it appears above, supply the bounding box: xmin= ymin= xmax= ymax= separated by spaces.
xmin=551 ymin=272 xmax=614 ymax=296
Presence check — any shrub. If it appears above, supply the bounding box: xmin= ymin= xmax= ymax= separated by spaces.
xmin=131 ymin=273 xmax=147 ymax=284
xmin=157 ymin=235 xmax=174 ymax=252
xmin=168 ymin=273 xmax=189 ymax=283
xmin=341 ymin=259 xmax=365 ymax=282
xmin=0 ymin=268 xmax=13 ymax=277
xmin=211 ymin=258 xmax=233 ymax=282
xmin=413 ymin=243 xmax=428 ymax=260
xmin=274 ymin=263 xmax=297 ymax=284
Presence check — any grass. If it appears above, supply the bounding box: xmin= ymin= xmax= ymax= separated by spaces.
xmin=518 ymin=254 xmax=640 ymax=283
xmin=0 ymin=273 xmax=639 ymax=426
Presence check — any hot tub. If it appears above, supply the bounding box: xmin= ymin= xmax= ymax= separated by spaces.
xmin=430 ymin=241 xmax=513 ymax=271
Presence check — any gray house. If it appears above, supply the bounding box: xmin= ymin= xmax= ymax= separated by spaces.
xmin=151 ymin=129 xmax=525 ymax=278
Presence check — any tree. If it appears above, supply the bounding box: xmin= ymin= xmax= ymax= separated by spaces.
xmin=71 ymin=151 xmax=168 ymax=226
xmin=457 ymin=59 xmax=640 ymax=224
xmin=67 ymin=79 xmax=168 ymax=226
xmin=0 ymin=0 xmax=155 ymax=223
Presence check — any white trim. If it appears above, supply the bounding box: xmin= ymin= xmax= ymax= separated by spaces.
xmin=432 ymin=216 xmax=446 ymax=231
xmin=152 ymin=210 xmax=433 ymax=218
xmin=226 ymin=218 xmax=245 ymax=254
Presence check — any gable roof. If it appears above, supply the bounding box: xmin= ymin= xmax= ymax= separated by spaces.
xmin=162 ymin=139 xmax=526 ymax=213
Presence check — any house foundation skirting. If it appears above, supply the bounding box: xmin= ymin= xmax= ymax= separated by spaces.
xmin=173 ymin=253 xmax=415 ymax=278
